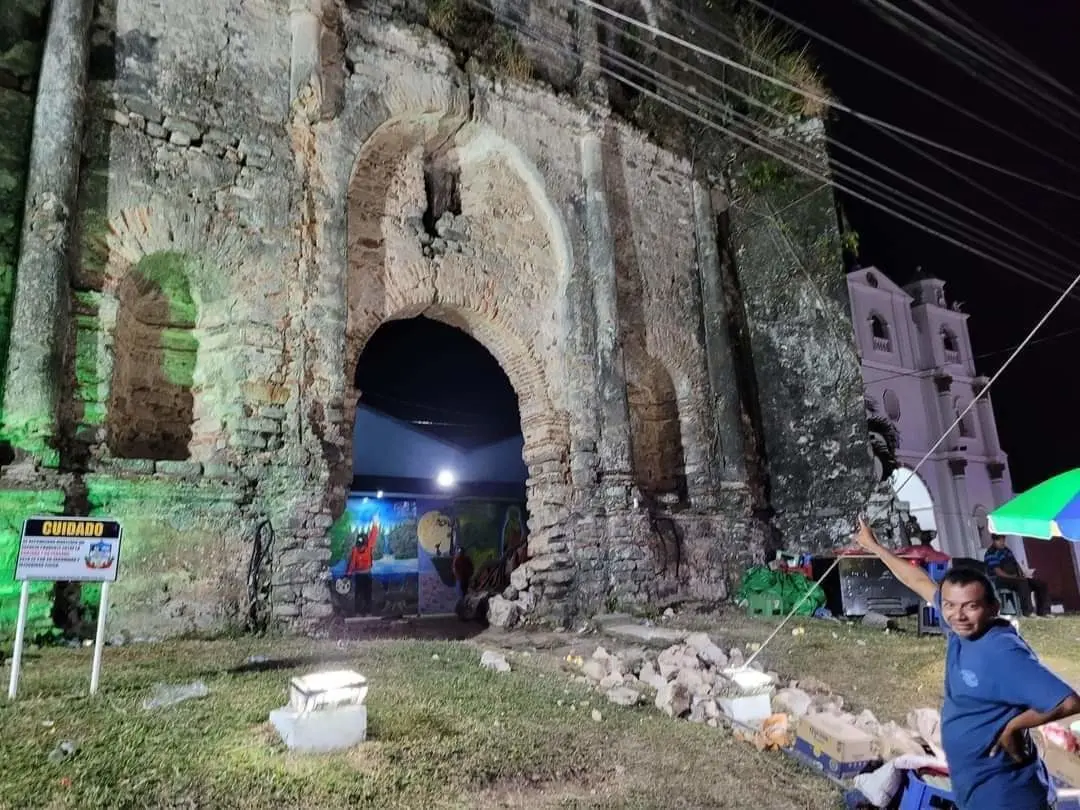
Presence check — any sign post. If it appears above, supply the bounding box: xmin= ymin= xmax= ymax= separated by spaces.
xmin=8 ymin=516 xmax=123 ymax=700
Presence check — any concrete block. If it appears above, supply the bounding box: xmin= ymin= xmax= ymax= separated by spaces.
xmin=269 ymin=704 xmax=368 ymax=752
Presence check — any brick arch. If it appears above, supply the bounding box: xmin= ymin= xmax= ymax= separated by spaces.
xmin=344 ymin=113 xmax=571 ymax=417
xmin=86 ymin=204 xmax=258 ymax=462
xmin=341 ymin=113 xmax=575 ymax=605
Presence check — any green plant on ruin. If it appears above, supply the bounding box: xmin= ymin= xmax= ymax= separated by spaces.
xmin=841 ymin=229 xmax=860 ymax=257
xmin=481 ymin=26 xmax=533 ymax=82
xmin=731 ymin=11 xmax=829 ymax=122
xmin=424 ymin=0 xmax=532 ymax=82
xmin=426 ymin=0 xmax=460 ymax=39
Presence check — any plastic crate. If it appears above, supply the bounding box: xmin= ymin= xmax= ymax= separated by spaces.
xmin=746 ymin=592 xmax=783 ymax=616
xmin=917 ymin=602 xmax=944 ymax=636
xmin=926 ymin=562 xmax=949 ymax=583
xmin=898 ymin=772 xmax=957 ymax=809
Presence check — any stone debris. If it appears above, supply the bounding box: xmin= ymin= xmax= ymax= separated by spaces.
xmin=569 ymin=631 xmax=944 ymax=769
xmin=862 ymin=610 xmax=890 ymax=630
xmin=46 ymin=740 xmax=78 ymax=764
xmin=480 ymin=650 xmax=511 ymax=673
xmin=141 ymin=681 xmax=210 ymax=711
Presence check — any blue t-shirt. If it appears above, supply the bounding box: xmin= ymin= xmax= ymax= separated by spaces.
xmin=934 ymin=590 xmax=1073 ymax=809
xmin=984 ymin=545 xmax=1019 ymax=575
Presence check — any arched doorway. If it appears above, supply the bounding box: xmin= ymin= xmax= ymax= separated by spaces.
xmin=333 ymin=113 xmax=575 ymax=620
xmin=889 ymin=467 xmax=937 ymax=546
xmin=326 ymin=316 xmax=530 ymax=618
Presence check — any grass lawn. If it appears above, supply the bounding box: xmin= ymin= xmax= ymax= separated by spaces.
xmin=0 ymin=635 xmax=839 ymax=810
xmin=676 ymin=609 xmax=1080 ymax=723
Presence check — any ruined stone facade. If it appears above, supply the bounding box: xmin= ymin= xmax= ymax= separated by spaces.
xmin=0 ymin=0 xmax=873 ymax=637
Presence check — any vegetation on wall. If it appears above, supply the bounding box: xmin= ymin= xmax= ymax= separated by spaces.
xmin=425 ymin=0 xmax=533 ymax=82
xmin=0 ymin=489 xmax=65 ymax=641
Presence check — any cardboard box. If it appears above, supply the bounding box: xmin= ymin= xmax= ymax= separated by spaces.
xmin=793 ymin=713 xmax=880 ymax=779
xmin=1043 ymin=742 xmax=1080 ymax=789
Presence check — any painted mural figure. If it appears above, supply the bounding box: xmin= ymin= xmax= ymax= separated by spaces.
xmin=452 ymin=545 xmax=474 ymax=598
xmin=346 ymin=522 xmax=378 ymax=615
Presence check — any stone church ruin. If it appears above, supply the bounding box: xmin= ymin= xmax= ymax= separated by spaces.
xmin=0 ymin=0 xmax=873 ymax=638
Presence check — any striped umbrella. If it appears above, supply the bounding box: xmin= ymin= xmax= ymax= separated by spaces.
xmin=988 ymin=468 xmax=1080 ymax=541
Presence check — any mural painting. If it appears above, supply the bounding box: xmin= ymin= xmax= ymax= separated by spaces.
xmin=328 ymin=495 xmax=526 ymax=617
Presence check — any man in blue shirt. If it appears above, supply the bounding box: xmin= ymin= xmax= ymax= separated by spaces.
xmin=985 ymin=534 xmax=1051 ymax=617
xmin=854 ymin=517 xmax=1080 ymax=809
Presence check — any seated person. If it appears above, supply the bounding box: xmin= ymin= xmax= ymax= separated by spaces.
xmin=984 ymin=534 xmax=1051 ymax=617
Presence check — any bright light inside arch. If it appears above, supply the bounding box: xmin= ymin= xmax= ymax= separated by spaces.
xmin=889 ymin=468 xmax=937 ymax=531
xmin=436 ymin=470 xmax=456 ymax=488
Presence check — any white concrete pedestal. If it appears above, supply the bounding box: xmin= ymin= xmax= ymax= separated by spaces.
xmin=269 ymin=703 xmax=368 ymax=752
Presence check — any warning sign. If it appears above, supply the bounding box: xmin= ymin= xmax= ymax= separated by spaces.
xmin=14 ymin=517 xmax=123 ymax=583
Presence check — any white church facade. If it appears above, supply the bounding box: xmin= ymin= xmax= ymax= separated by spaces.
xmin=847 ymin=267 xmax=1024 ymax=562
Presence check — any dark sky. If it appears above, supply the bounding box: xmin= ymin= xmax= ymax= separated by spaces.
xmin=768 ymin=0 xmax=1080 ymax=491
xmin=359 ymin=0 xmax=1079 ymax=490
xmin=354 ymin=317 xmax=521 ymax=448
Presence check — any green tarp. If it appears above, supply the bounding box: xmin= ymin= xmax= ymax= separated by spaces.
xmin=736 ymin=566 xmax=825 ymax=616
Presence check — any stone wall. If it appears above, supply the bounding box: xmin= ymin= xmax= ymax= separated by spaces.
xmin=0 ymin=0 xmax=47 ymax=431
xmin=726 ymin=145 xmax=875 ymax=550
xmin=0 ymin=0 xmax=873 ymax=636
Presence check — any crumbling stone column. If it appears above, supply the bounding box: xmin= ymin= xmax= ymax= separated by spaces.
xmin=691 ymin=180 xmax=747 ymax=485
xmin=580 ymin=131 xmax=634 ymax=507
xmin=1 ymin=0 xmax=94 ymax=459
xmin=289 ymin=0 xmax=323 ymax=113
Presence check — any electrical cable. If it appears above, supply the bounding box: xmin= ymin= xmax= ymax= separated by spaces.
xmin=589 ymin=15 xmax=1080 ymax=291
xmin=860 ymin=0 xmax=1080 ymax=138
xmin=744 ymin=261 xmax=1080 ymax=670
xmin=501 ymin=6 xmax=1078 ymax=295
xmin=681 ymin=0 xmax=1080 ymax=258
xmin=471 ymin=2 xmax=1080 ymax=666
xmin=710 ymin=0 xmax=1080 ymax=178
xmin=576 ymin=0 xmax=1080 ymax=200
xmin=934 ymin=0 xmax=1075 ymax=100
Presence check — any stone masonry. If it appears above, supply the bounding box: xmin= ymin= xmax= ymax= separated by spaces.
xmin=0 ymin=0 xmax=873 ymax=637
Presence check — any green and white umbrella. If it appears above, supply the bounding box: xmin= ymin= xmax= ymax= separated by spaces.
xmin=988 ymin=468 xmax=1080 ymax=541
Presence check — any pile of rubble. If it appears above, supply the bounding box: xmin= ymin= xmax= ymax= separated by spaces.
xmin=569 ymin=631 xmax=943 ymax=761
xmin=569 ymin=632 xmax=778 ymax=724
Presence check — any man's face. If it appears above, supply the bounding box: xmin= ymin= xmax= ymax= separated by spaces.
xmin=992 ymin=536 xmax=1007 ymax=548
xmin=940 ymin=581 xmax=998 ymax=638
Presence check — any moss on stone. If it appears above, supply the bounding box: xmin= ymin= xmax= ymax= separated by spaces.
xmin=0 ymin=488 xmax=65 ymax=638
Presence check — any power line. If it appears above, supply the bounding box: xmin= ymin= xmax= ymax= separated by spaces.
xmin=483 ymin=3 xmax=1080 ymax=299
xmin=576 ymin=0 xmax=1080 ymax=199
xmin=860 ymin=0 xmax=1080 ymax=140
xmin=590 ymin=14 xmax=1080 ymax=292
xmin=677 ymin=0 xmax=1080 ymax=194
xmin=688 ymin=0 xmax=1080 ymax=258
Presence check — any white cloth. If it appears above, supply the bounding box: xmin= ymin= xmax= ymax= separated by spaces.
xmin=852 ymin=755 xmax=949 ymax=808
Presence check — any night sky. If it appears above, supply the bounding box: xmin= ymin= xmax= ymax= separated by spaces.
xmin=358 ymin=0 xmax=1079 ymax=491
xmin=354 ymin=317 xmax=521 ymax=448
xmin=768 ymin=0 xmax=1080 ymax=490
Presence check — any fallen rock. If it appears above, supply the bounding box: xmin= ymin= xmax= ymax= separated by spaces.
xmin=486 ymin=595 xmax=521 ymax=629
xmin=796 ymin=676 xmax=831 ymax=694
xmin=772 ymin=687 xmax=812 ymax=717
xmin=480 ymin=650 xmax=511 ymax=673
xmin=598 ymin=673 xmax=624 ymax=690
xmin=142 ymin=681 xmax=210 ymax=711
xmin=591 ymin=708 xmax=603 ymax=722
xmin=862 ymin=610 xmax=890 ymax=630
xmin=581 ymin=659 xmax=608 ymax=683
xmin=606 ymin=686 xmax=642 ymax=706
xmin=684 ymin=632 xmax=714 ymax=652
xmin=655 ymin=681 xmax=692 ymax=718
xmin=638 ymin=661 xmax=666 ymax=690
xmin=697 ymin=643 xmax=729 ymax=668
xmin=47 ymin=740 xmax=78 ymax=764
xmin=614 ymin=646 xmax=648 ymax=675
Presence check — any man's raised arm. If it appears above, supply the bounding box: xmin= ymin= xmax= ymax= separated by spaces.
xmin=851 ymin=517 xmax=938 ymax=604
